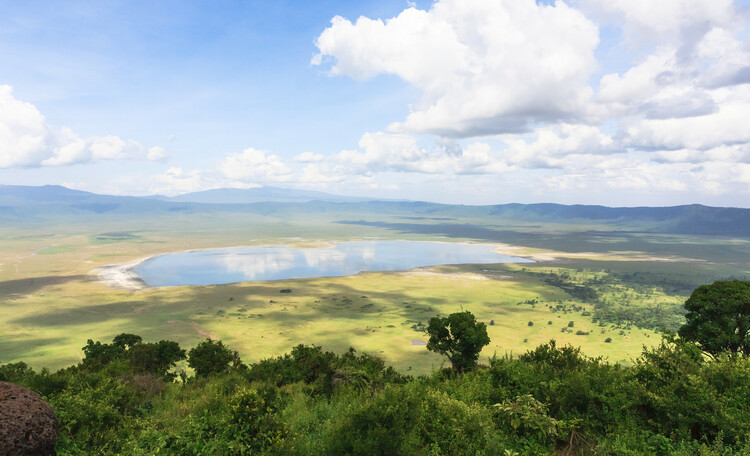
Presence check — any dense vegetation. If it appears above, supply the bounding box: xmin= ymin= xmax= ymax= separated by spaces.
xmin=2 ymin=281 xmax=749 ymax=455
xmin=522 ymin=268 xmax=693 ymax=331
xmin=1 ymin=341 xmax=748 ymax=454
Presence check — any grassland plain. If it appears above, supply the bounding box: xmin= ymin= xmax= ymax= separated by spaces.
xmin=2 ymin=208 xmax=750 ymax=373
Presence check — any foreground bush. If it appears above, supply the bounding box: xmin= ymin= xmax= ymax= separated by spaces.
xmin=3 ymin=335 xmax=750 ymax=455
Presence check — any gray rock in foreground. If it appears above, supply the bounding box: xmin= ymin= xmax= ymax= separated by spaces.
xmin=0 ymin=381 xmax=58 ymax=456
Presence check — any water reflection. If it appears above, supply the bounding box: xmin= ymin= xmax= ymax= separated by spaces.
xmin=134 ymin=241 xmax=533 ymax=287
xmin=302 ymin=247 xmax=347 ymax=268
xmin=221 ymin=249 xmax=296 ymax=280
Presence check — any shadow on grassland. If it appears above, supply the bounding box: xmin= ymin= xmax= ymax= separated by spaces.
xmin=335 ymin=220 xmax=637 ymax=252
xmin=0 ymin=275 xmax=88 ymax=297
xmin=0 ymin=337 xmax=67 ymax=361
xmin=335 ymin=220 xmax=750 ymax=264
xmin=10 ymin=301 xmax=151 ymax=327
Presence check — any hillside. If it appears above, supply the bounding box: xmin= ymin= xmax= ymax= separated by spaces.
xmin=1 ymin=185 xmax=749 ymax=237
xmin=157 ymin=186 xmax=379 ymax=204
xmin=3 ymin=334 xmax=749 ymax=455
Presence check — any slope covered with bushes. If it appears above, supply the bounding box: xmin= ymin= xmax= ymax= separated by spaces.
xmin=2 ymin=333 xmax=750 ymax=455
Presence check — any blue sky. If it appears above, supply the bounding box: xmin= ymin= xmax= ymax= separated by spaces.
xmin=2 ymin=0 xmax=750 ymax=206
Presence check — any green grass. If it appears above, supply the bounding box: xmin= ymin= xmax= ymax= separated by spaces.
xmin=0 ymin=264 xmax=660 ymax=372
xmin=37 ymin=245 xmax=79 ymax=255
xmin=2 ymin=208 xmax=749 ymax=373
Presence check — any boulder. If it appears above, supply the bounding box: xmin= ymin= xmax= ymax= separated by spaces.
xmin=0 ymin=381 xmax=58 ymax=456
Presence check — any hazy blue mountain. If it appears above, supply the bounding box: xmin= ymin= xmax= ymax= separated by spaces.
xmin=1 ymin=185 xmax=749 ymax=238
xmin=0 ymin=184 xmax=94 ymax=202
xmin=159 ymin=187 xmax=377 ymax=204
xmin=0 ymin=185 xmax=196 ymax=219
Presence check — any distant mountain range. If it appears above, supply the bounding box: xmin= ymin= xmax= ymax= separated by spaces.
xmin=151 ymin=186 xmax=379 ymax=204
xmin=1 ymin=184 xmax=749 ymax=238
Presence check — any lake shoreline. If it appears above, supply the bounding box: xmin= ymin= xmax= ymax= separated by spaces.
xmin=90 ymin=256 xmax=154 ymax=291
xmin=91 ymin=240 xmax=537 ymax=290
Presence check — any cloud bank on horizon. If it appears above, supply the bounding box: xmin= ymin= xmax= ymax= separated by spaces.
xmin=1 ymin=0 xmax=750 ymax=206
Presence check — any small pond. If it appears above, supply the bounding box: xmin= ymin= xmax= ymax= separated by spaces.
xmin=134 ymin=241 xmax=534 ymax=287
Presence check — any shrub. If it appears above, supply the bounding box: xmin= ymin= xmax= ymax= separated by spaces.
xmin=188 ymin=339 xmax=239 ymax=377
xmin=128 ymin=340 xmax=186 ymax=379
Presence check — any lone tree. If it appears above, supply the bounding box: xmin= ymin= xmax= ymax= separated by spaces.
xmin=188 ymin=339 xmax=240 ymax=377
xmin=129 ymin=340 xmax=186 ymax=379
xmin=678 ymin=280 xmax=750 ymax=357
xmin=426 ymin=311 xmax=490 ymax=373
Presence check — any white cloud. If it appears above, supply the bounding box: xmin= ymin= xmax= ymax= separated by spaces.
xmin=218 ymin=148 xmax=293 ymax=183
xmin=307 ymin=0 xmax=750 ymax=204
xmin=152 ymin=167 xmax=212 ymax=195
xmin=0 ymin=85 xmax=51 ymax=167
xmin=146 ymin=146 xmax=167 ymax=161
xmin=504 ymin=124 xmax=615 ymax=169
xmin=293 ymin=151 xmax=324 ymax=162
xmin=541 ymin=157 xmax=714 ymax=196
xmin=0 ymin=85 xmax=164 ymax=168
xmin=652 ymin=144 xmax=750 ymax=165
xmin=735 ymin=164 xmax=750 ymax=185
xmin=333 ymin=131 xmax=512 ymax=175
xmin=145 ymin=131 xmax=520 ymax=196
xmin=313 ymin=0 xmax=599 ymax=137
xmin=578 ymin=0 xmax=737 ymax=46
xmin=623 ymin=93 xmax=750 ymax=152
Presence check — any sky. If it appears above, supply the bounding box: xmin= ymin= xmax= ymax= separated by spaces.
xmin=1 ymin=0 xmax=750 ymax=207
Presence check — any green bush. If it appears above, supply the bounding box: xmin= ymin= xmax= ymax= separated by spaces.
xmin=188 ymin=339 xmax=239 ymax=377
xmin=3 ymin=329 xmax=750 ymax=455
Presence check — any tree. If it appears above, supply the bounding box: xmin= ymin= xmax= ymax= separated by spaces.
xmin=426 ymin=311 xmax=490 ymax=373
xmin=188 ymin=339 xmax=238 ymax=377
xmin=81 ymin=340 xmax=123 ymax=370
xmin=129 ymin=340 xmax=186 ymax=379
xmin=82 ymin=333 xmax=143 ymax=370
xmin=678 ymin=280 xmax=750 ymax=357
xmin=112 ymin=333 xmax=143 ymax=350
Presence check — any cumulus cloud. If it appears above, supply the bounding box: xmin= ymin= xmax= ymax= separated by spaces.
xmin=0 ymin=85 xmax=164 ymax=168
xmin=304 ymin=0 xmax=750 ymax=203
xmin=503 ymin=124 xmax=615 ymax=169
xmin=623 ymin=90 xmax=750 ymax=152
xmin=293 ymin=152 xmax=324 ymax=162
xmin=313 ymin=0 xmax=599 ymax=137
xmin=332 ymin=131 xmax=512 ymax=175
xmin=147 ymin=146 xmax=167 ymax=161
xmin=152 ymin=167 xmax=211 ymax=195
xmin=577 ymin=0 xmax=737 ymax=48
xmin=218 ymin=148 xmax=293 ymax=182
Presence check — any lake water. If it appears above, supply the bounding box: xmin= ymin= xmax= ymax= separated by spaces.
xmin=133 ymin=241 xmax=534 ymax=287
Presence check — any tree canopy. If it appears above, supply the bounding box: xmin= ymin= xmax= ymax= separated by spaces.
xmin=188 ymin=339 xmax=239 ymax=377
xmin=426 ymin=311 xmax=490 ymax=372
xmin=678 ymin=280 xmax=750 ymax=357
xmin=80 ymin=333 xmax=185 ymax=379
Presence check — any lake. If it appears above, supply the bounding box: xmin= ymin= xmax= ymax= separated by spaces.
xmin=133 ymin=240 xmax=534 ymax=287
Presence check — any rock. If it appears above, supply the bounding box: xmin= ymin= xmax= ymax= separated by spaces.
xmin=0 ymin=381 xmax=58 ymax=456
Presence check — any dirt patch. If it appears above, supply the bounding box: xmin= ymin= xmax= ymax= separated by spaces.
xmin=400 ymin=270 xmax=490 ymax=281
xmin=167 ymin=320 xmax=218 ymax=340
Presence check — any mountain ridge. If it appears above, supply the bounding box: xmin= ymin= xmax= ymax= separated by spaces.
xmin=1 ymin=184 xmax=748 ymax=237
